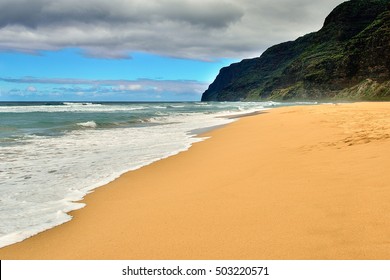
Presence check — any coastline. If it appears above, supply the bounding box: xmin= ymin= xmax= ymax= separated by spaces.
xmin=1 ymin=102 xmax=389 ymax=259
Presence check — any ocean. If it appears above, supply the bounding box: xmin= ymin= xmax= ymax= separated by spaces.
xmin=0 ymin=101 xmax=314 ymax=248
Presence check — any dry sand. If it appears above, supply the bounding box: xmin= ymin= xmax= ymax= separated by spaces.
xmin=1 ymin=102 xmax=389 ymax=260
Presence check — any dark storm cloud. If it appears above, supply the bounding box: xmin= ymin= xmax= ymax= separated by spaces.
xmin=0 ymin=0 xmax=345 ymax=60
xmin=0 ymin=0 xmax=242 ymax=28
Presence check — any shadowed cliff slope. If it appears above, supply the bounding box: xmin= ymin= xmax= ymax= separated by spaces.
xmin=202 ymin=0 xmax=390 ymax=101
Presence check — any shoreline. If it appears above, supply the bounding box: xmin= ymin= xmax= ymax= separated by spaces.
xmin=0 ymin=102 xmax=255 ymax=249
xmin=1 ymin=102 xmax=389 ymax=259
xmin=0 ymin=108 xmax=256 ymax=249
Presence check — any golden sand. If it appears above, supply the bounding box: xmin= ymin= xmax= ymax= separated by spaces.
xmin=1 ymin=102 xmax=389 ymax=259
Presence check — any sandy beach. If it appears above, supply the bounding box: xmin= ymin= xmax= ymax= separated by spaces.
xmin=1 ymin=102 xmax=389 ymax=260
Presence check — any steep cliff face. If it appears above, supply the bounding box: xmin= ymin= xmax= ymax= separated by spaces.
xmin=202 ymin=0 xmax=390 ymax=101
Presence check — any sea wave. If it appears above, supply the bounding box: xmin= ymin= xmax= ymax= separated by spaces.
xmin=76 ymin=121 xmax=97 ymax=128
xmin=0 ymin=103 xmax=143 ymax=113
xmin=63 ymin=102 xmax=100 ymax=106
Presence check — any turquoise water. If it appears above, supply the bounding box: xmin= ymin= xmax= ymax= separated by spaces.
xmin=0 ymin=101 xmax=315 ymax=248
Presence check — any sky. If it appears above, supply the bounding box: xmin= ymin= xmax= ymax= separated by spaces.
xmin=0 ymin=0 xmax=345 ymax=102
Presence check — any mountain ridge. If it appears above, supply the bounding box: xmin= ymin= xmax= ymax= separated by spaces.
xmin=201 ymin=0 xmax=390 ymax=101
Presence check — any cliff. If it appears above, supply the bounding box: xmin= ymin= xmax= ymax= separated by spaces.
xmin=201 ymin=0 xmax=390 ymax=101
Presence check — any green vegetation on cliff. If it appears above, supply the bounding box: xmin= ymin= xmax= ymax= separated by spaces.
xmin=201 ymin=0 xmax=390 ymax=101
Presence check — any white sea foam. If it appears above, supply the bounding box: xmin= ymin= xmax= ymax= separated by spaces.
xmin=63 ymin=102 xmax=94 ymax=106
xmin=77 ymin=121 xmax=97 ymax=128
xmin=0 ymin=104 xmax=138 ymax=113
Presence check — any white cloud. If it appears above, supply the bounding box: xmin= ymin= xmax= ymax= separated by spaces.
xmin=27 ymin=86 xmax=37 ymax=92
xmin=116 ymin=84 xmax=143 ymax=91
xmin=1 ymin=76 xmax=208 ymax=97
xmin=0 ymin=0 xmax=345 ymax=60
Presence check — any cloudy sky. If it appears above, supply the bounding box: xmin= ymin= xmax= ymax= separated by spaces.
xmin=0 ymin=0 xmax=345 ymax=101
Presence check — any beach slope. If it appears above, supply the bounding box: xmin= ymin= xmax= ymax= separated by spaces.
xmin=1 ymin=102 xmax=390 ymax=259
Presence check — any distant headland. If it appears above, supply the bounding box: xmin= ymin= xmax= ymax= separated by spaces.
xmin=202 ymin=0 xmax=390 ymax=101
